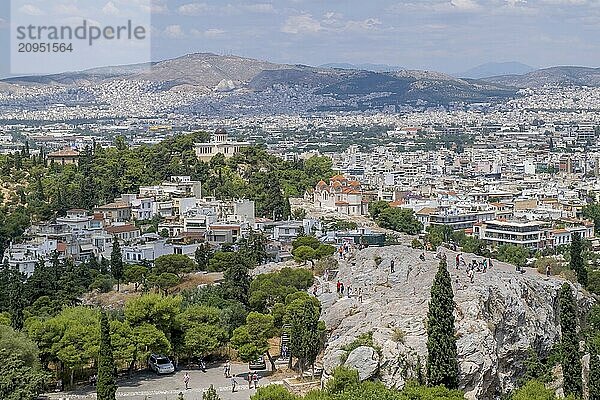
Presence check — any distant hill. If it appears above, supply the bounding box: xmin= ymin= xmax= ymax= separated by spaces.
xmin=456 ymin=62 xmax=534 ymax=79
xmin=481 ymin=66 xmax=600 ymax=87
xmin=319 ymin=63 xmax=404 ymax=73
xmin=0 ymin=53 xmax=518 ymax=112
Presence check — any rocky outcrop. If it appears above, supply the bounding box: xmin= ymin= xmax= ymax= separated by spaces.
xmin=344 ymin=346 xmax=380 ymax=381
xmin=319 ymin=245 xmax=595 ymax=400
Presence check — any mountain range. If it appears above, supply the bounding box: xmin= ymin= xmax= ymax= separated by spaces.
xmin=480 ymin=66 xmax=600 ymax=87
xmin=0 ymin=53 xmax=517 ymax=111
xmin=455 ymin=62 xmax=535 ymax=79
xmin=2 ymin=53 xmax=600 ymax=115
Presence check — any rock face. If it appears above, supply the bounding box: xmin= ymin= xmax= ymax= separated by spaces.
xmin=318 ymin=245 xmax=595 ymax=400
xmin=344 ymin=346 xmax=380 ymax=381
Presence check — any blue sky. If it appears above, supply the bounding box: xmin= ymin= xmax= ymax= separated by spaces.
xmin=1 ymin=0 xmax=600 ymax=77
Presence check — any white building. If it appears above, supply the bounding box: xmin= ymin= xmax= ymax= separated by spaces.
xmin=195 ymin=128 xmax=250 ymax=162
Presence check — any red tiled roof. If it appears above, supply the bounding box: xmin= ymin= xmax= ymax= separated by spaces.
xmin=105 ymin=224 xmax=139 ymax=234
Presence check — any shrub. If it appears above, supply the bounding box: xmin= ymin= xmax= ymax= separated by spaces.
xmin=392 ymin=327 xmax=406 ymax=344
xmin=326 ymin=366 xmax=360 ymax=394
xmin=251 ymin=385 xmax=298 ymax=400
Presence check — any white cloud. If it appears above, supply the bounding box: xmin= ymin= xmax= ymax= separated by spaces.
xmin=281 ymin=14 xmax=322 ymax=34
xmin=102 ymin=1 xmax=120 ymax=16
xmin=178 ymin=3 xmax=210 ymax=16
xmin=344 ymin=18 xmax=382 ymax=32
xmin=164 ymin=24 xmax=185 ymax=38
xmin=18 ymin=4 xmax=44 ymax=16
xmin=243 ymin=3 xmax=275 ymax=13
xmin=450 ymin=0 xmax=482 ymax=11
xmin=53 ymin=4 xmax=81 ymax=15
xmin=191 ymin=28 xmax=227 ymax=38
xmin=204 ymin=28 xmax=226 ymax=37
xmin=540 ymin=0 xmax=588 ymax=4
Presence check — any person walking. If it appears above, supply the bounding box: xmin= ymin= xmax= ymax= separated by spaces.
xmin=224 ymin=361 xmax=230 ymax=378
xmin=248 ymin=371 xmax=253 ymax=389
xmin=358 ymin=288 xmax=363 ymax=303
xmin=546 ymin=265 xmax=551 ymax=277
xmin=336 ymin=280 xmax=341 ymax=294
xmin=347 ymin=285 xmax=352 ymax=298
xmin=231 ymin=376 xmax=237 ymax=392
xmin=340 ymin=282 xmax=344 ymax=295
xmin=183 ymin=372 xmax=190 ymax=390
xmin=252 ymin=372 xmax=259 ymax=389
xmin=390 ymin=259 xmax=395 ymax=273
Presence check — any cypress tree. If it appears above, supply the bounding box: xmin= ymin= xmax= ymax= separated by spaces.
xmin=110 ymin=239 xmax=123 ymax=292
xmin=570 ymin=232 xmax=588 ymax=287
xmin=97 ymin=311 xmax=117 ymax=400
xmin=426 ymin=259 xmax=459 ymax=389
xmin=559 ymin=283 xmax=582 ymax=398
xmin=590 ymin=340 xmax=600 ymax=400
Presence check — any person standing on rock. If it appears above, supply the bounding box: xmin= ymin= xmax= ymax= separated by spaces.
xmin=455 ymin=254 xmax=460 ymax=269
xmin=347 ymin=285 xmax=352 ymax=298
xmin=336 ymin=280 xmax=341 ymax=294
xmin=340 ymin=282 xmax=344 ymax=295
xmin=546 ymin=265 xmax=551 ymax=277
xmin=420 ymin=252 xmax=425 ymax=261
xmin=358 ymin=288 xmax=363 ymax=303
xmin=390 ymin=259 xmax=395 ymax=273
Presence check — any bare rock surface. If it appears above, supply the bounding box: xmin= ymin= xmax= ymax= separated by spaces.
xmin=318 ymin=244 xmax=595 ymax=400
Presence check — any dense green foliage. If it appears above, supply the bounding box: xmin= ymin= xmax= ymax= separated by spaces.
xmin=0 ymin=325 xmax=48 ymax=400
xmin=369 ymin=201 xmax=422 ymax=234
xmin=495 ymin=244 xmax=529 ymax=268
xmin=203 ymin=385 xmax=222 ymax=400
xmin=249 ymin=268 xmax=314 ymax=314
xmin=570 ymin=233 xmax=588 ymax=286
xmin=558 ymin=283 xmax=582 ymax=398
xmin=583 ymin=202 xmax=600 ymax=233
xmin=285 ymin=294 xmax=326 ymax=375
xmin=97 ymin=312 xmax=117 ymax=400
xmin=251 ymin=367 xmax=464 ymax=400
xmin=426 ymin=259 xmax=458 ymax=389
xmin=511 ymin=380 xmax=557 ymax=400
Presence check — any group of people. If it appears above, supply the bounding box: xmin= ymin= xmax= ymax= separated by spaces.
xmin=337 ymin=242 xmax=355 ymax=259
xmin=226 ymin=371 xmax=261 ymax=392
xmin=455 ymin=253 xmax=492 ymax=283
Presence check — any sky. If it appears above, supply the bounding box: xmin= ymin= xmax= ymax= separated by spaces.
xmin=1 ymin=0 xmax=600 ymax=77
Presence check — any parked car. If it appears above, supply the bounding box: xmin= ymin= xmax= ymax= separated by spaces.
xmin=249 ymin=355 xmax=266 ymax=370
xmin=148 ymin=354 xmax=175 ymax=374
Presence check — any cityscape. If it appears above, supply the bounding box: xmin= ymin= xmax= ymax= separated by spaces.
xmin=2 ymin=1 xmax=600 ymax=400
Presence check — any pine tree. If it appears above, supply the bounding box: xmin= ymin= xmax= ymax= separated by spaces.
xmin=97 ymin=311 xmax=117 ymax=400
xmin=426 ymin=259 xmax=459 ymax=389
xmin=559 ymin=283 xmax=582 ymax=398
xmin=570 ymin=232 xmax=588 ymax=287
xmin=110 ymin=239 xmax=123 ymax=292
xmin=590 ymin=340 xmax=600 ymax=400
xmin=202 ymin=385 xmax=221 ymax=400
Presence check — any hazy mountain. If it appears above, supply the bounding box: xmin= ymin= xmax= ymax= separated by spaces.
xmin=481 ymin=66 xmax=600 ymax=88
xmin=1 ymin=53 xmax=518 ymax=111
xmin=456 ymin=62 xmax=535 ymax=79
xmin=319 ymin=63 xmax=404 ymax=72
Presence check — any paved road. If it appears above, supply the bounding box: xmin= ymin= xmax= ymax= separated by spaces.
xmin=47 ymin=363 xmax=281 ymax=400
